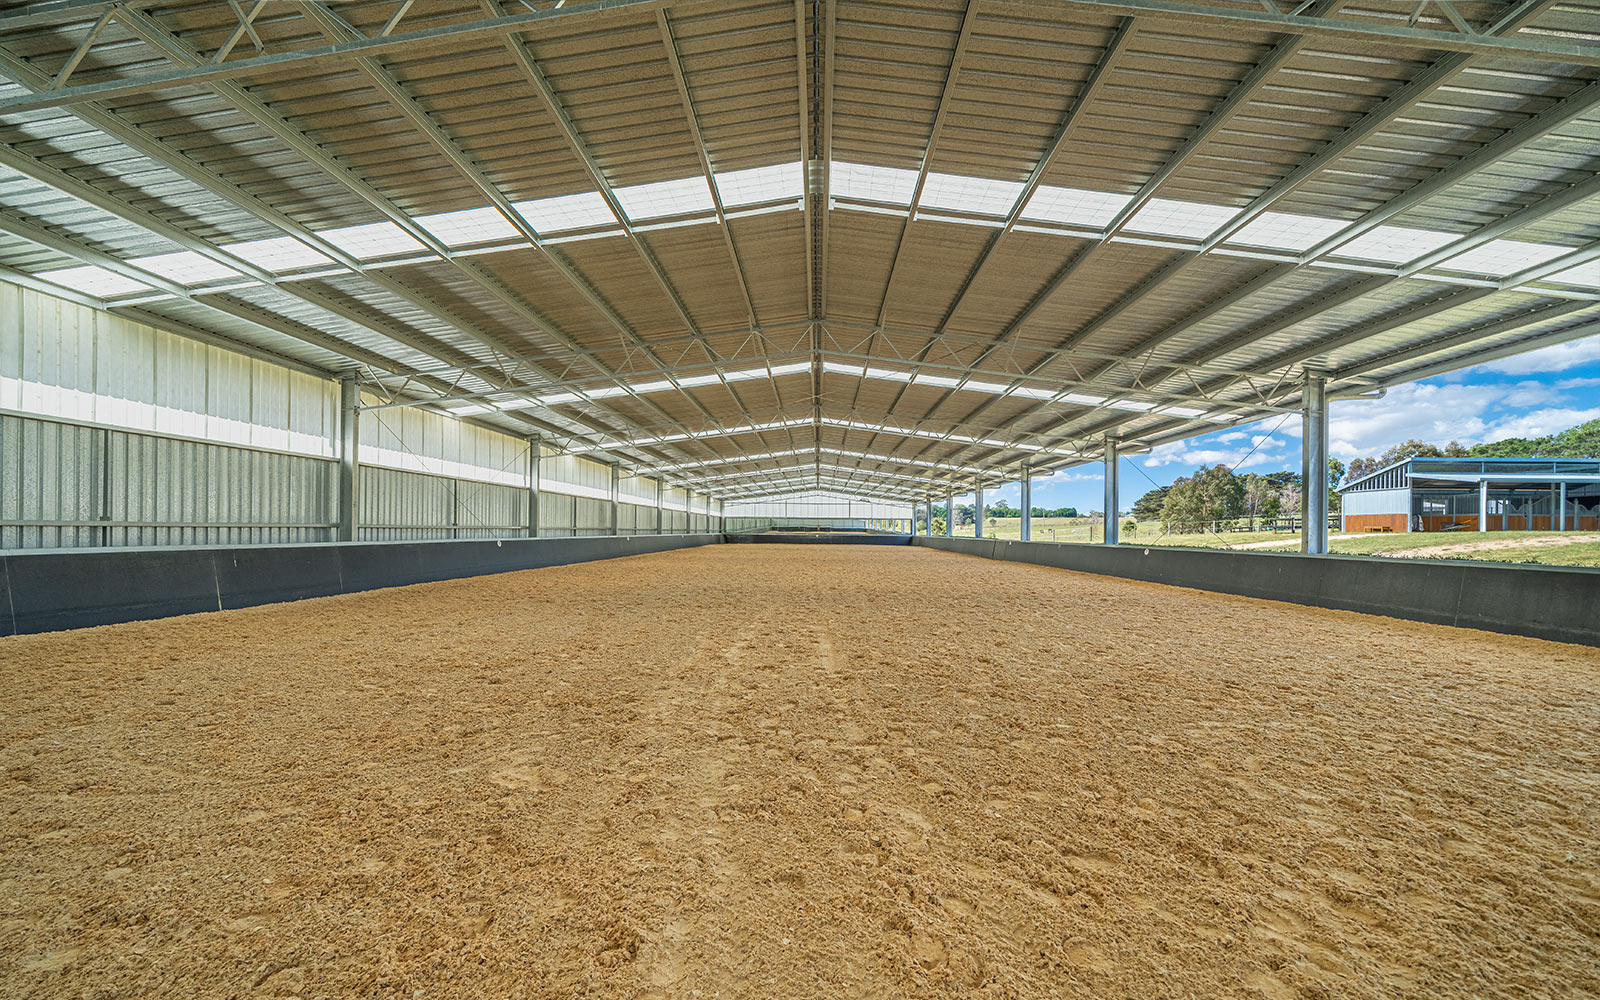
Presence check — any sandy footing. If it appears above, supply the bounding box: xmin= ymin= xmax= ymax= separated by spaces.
xmin=2 ymin=544 xmax=1597 ymax=998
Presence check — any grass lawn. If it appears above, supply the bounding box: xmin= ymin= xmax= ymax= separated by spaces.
xmin=1325 ymin=530 xmax=1600 ymax=566
xmin=948 ymin=518 xmax=1600 ymax=567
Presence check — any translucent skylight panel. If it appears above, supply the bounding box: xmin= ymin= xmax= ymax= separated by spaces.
xmin=964 ymin=379 xmax=1009 ymax=394
xmin=864 ymin=366 xmax=911 ymax=382
xmin=1010 ymin=386 xmax=1056 ymax=400
xmin=1228 ymin=211 xmax=1352 ymax=252
xmin=1125 ymin=198 xmax=1242 ymax=240
xmin=417 ymin=206 xmax=519 ymax=246
xmin=36 ymin=265 xmax=148 ymax=297
xmin=1432 ymin=239 xmax=1571 ymax=277
xmin=516 ymin=191 xmax=615 ymax=232
xmin=769 ymin=361 xmax=812 ymax=376
xmin=830 ymin=161 xmax=917 ymax=206
xmin=613 ymin=177 xmax=713 ymax=221
xmin=1331 ymin=225 xmax=1462 ymax=264
xmin=225 ymin=236 xmax=335 ymax=272
xmin=918 ymin=173 xmax=1024 ymax=217
xmin=128 ymin=251 xmax=241 ymax=285
xmin=1542 ymin=259 xmax=1600 ymax=288
xmin=320 ymin=221 xmax=427 ymax=259
xmin=715 ymin=162 xmax=803 ymax=207
xmin=1021 ymin=186 xmax=1132 ymax=228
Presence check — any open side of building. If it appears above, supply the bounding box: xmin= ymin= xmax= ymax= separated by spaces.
xmin=1340 ymin=458 xmax=1600 ymax=533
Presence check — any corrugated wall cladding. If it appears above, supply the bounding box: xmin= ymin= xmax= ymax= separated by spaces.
xmin=1 ymin=282 xmax=722 ymax=550
xmin=0 ymin=409 xmax=718 ymax=549
xmin=1 ymin=281 xmax=337 ymax=456
xmin=358 ymin=466 xmax=529 ymax=541
xmin=723 ymin=495 xmax=912 ymax=518
xmin=1 ymin=412 xmax=335 ymax=549
xmin=1341 ymin=488 xmax=1412 ymax=517
xmin=360 ymin=392 xmax=527 ymax=486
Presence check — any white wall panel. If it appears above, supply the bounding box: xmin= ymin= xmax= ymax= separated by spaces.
xmin=0 ymin=279 xmax=713 ymax=549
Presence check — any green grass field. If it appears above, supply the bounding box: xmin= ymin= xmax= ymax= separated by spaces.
xmin=946 ymin=518 xmax=1600 ymax=568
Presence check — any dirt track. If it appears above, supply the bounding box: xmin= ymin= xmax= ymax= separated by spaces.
xmin=2 ymin=544 xmax=1598 ymax=998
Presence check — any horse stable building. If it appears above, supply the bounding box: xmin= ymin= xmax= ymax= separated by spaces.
xmin=1340 ymin=458 xmax=1600 ymax=534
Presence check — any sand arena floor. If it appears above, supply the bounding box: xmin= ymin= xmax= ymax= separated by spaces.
xmin=1 ymin=544 xmax=1598 ymax=998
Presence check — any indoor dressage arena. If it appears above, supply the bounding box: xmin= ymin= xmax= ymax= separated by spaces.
xmin=3 ymin=0 xmax=1600 ymax=997
xmin=4 ymin=544 xmax=1599 ymax=998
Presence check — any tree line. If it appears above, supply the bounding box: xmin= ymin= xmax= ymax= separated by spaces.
xmin=923 ymin=503 xmax=1081 ymax=527
xmin=1131 ymin=461 xmax=1344 ymax=533
xmin=1133 ymin=417 xmax=1600 ymax=533
xmin=1342 ymin=418 xmax=1600 ymax=483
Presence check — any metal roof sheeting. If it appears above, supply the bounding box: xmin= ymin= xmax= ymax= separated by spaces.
xmin=1 ymin=0 xmax=1598 ymax=502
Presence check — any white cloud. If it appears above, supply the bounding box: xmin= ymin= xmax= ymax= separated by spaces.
xmin=1142 ymin=425 xmax=1288 ymax=470
xmin=1329 ymin=382 xmax=1497 ymax=456
xmin=1044 ymin=470 xmax=1103 ymax=482
xmin=1481 ymin=407 xmax=1600 ymax=442
xmin=1473 ymin=334 xmax=1600 ymax=376
xmin=1125 ymin=370 xmax=1595 ymax=480
xmin=1328 ymin=381 xmax=1600 ymax=457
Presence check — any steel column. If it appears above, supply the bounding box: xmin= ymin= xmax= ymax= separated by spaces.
xmin=1103 ymin=437 xmax=1119 ymax=546
xmin=975 ymin=487 xmax=985 ymax=538
xmin=1480 ymin=479 xmax=1490 ymax=532
xmin=611 ymin=465 xmax=621 ymax=536
xmin=1301 ymin=374 xmax=1329 ymax=554
xmin=945 ymin=491 xmax=954 ymax=536
xmin=657 ymin=477 xmax=665 ymax=535
xmin=1020 ymin=462 xmax=1032 ymax=541
xmin=1558 ymin=481 xmax=1567 ymax=531
xmin=337 ymin=376 xmax=359 ymax=542
xmin=527 ymin=435 xmax=541 ymax=538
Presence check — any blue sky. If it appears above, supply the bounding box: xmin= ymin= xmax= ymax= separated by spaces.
xmin=963 ymin=334 xmax=1600 ymax=514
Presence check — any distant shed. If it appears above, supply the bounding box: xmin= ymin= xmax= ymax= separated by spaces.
xmin=1339 ymin=458 xmax=1600 ymax=533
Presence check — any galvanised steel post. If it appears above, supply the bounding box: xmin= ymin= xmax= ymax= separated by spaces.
xmin=974 ymin=485 xmax=985 ymax=538
xmin=656 ymin=476 xmax=665 ymax=534
xmin=1558 ymin=481 xmax=1567 ymax=531
xmin=1020 ymin=462 xmax=1032 ymax=541
xmin=1479 ymin=479 xmax=1490 ymax=532
xmin=945 ymin=490 xmax=954 ymax=537
xmin=527 ymin=434 xmax=541 ymax=537
xmin=1103 ymin=436 xmax=1119 ymax=546
xmin=337 ymin=375 xmax=359 ymax=542
xmin=1300 ymin=372 xmax=1329 ymax=554
xmin=611 ymin=464 xmax=620 ymax=535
